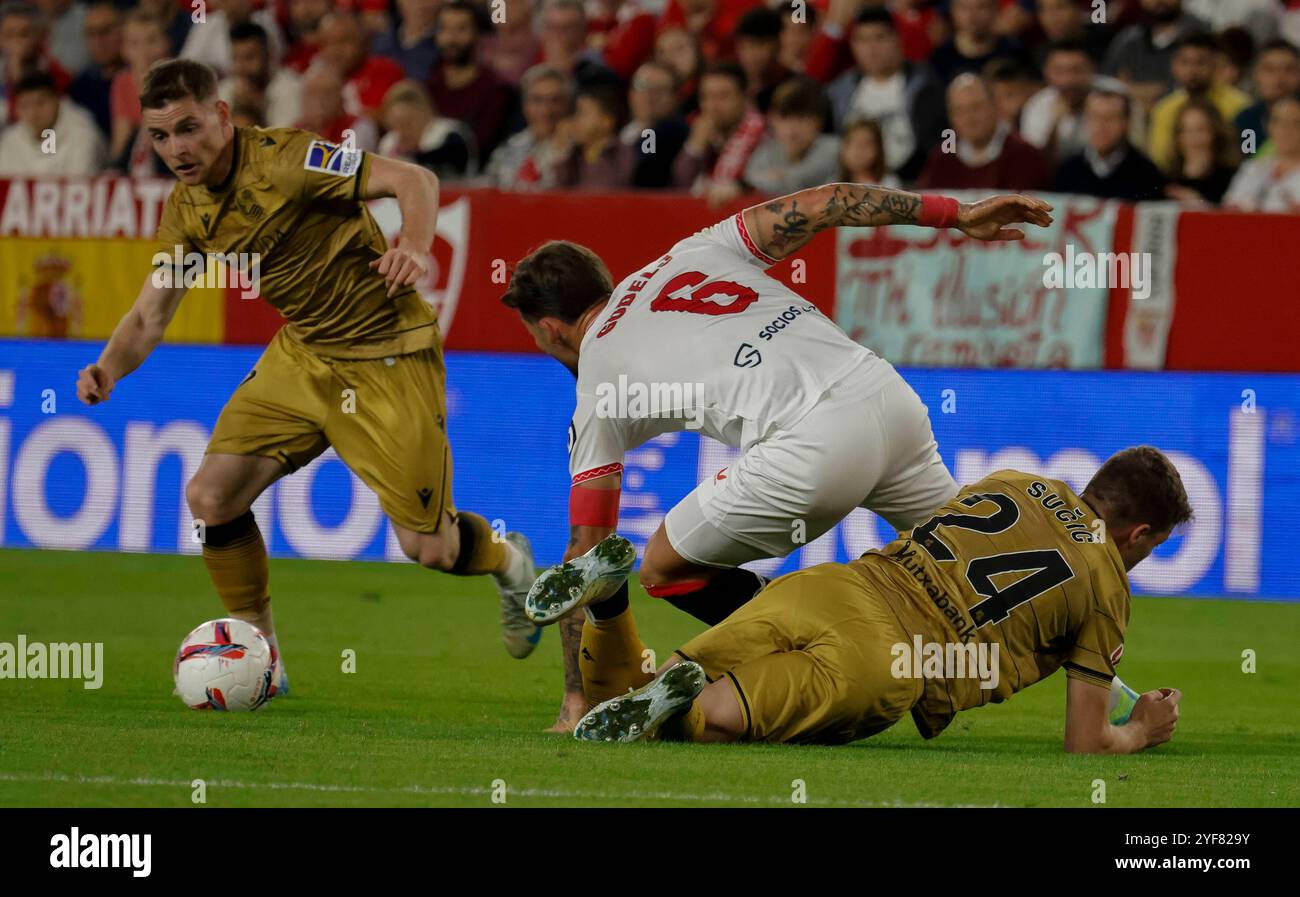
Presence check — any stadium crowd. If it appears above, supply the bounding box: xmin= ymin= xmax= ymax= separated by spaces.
xmin=2 ymin=0 xmax=1300 ymax=211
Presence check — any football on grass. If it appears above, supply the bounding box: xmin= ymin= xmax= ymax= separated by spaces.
xmin=173 ymin=618 xmax=276 ymax=711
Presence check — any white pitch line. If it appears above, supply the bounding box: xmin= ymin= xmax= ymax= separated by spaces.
xmin=0 ymin=771 xmax=995 ymax=808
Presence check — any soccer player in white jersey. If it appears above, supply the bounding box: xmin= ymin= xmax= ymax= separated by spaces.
xmin=501 ymin=184 xmax=1054 ymax=731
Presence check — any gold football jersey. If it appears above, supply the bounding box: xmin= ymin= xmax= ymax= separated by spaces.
xmin=849 ymin=470 xmax=1132 ymax=739
xmin=154 ymin=127 xmax=438 ymax=359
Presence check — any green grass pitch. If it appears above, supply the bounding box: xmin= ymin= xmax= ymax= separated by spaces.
xmin=1 ymin=547 xmax=1295 ymax=808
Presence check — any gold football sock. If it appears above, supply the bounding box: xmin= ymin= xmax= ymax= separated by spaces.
xmin=201 ymin=510 xmax=270 ymax=621
xmin=658 ymin=700 xmax=706 ymax=742
xmin=449 ymin=511 xmax=508 ymax=576
xmin=580 ymin=608 xmax=654 ymax=706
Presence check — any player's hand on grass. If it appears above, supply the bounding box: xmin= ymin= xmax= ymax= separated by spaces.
xmin=77 ymin=363 xmax=114 ymax=405
xmin=956 ymin=195 xmax=1054 ymax=241
xmin=1129 ymin=687 xmax=1181 ymax=749
xmin=370 ymin=246 xmax=431 ymax=297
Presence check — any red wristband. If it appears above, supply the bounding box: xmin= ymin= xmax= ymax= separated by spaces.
xmin=918 ymin=194 xmax=960 ymax=229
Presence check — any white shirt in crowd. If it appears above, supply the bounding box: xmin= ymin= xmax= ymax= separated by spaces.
xmin=1020 ymin=86 xmax=1087 ymax=159
xmin=1223 ymin=158 xmax=1300 ymax=213
xmin=0 ymin=101 xmax=104 ymax=177
xmin=218 ymin=68 xmax=303 ymax=127
xmin=846 ymin=72 xmax=915 ymax=174
xmin=568 ymin=212 xmax=878 ymax=483
xmin=180 ymin=10 xmax=285 ymax=76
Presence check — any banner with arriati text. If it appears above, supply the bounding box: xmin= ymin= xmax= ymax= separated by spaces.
xmin=835 ymin=192 xmax=1121 ymax=369
xmin=0 ymin=178 xmax=225 ymax=342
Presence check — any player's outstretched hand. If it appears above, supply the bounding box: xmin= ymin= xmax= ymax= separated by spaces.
xmin=1130 ymin=686 xmax=1181 ymax=749
xmin=956 ymin=194 xmax=1054 ymax=241
xmin=370 ymin=246 xmax=431 ymax=297
xmin=77 ymin=363 xmax=114 ymax=405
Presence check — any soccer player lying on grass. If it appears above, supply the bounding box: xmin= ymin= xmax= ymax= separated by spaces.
xmin=75 ymin=59 xmax=543 ymax=695
xmin=573 ymin=447 xmax=1188 ymax=753
xmin=503 ymin=182 xmax=1054 ymax=731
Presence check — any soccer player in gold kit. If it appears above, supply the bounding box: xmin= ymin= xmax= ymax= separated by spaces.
xmin=75 ymin=60 xmax=542 ymax=693
xmin=575 ymin=446 xmax=1189 ymax=753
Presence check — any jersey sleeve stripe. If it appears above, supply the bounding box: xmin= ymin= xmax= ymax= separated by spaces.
xmin=1064 ymin=661 xmax=1113 ymax=685
xmin=572 ymin=462 xmax=624 ymax=485
xmin=734 ymin=212 xmax=780 ymax=266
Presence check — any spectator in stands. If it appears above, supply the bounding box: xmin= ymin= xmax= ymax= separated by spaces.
xmin=594 ymin=0 xmax=658 ymax=82
xmin=429 ymin=1 xmax=517 ymax=166
xmin=621 ymin=60 xmax=689 ymax=188
xmin=372 ymin=0 xmax=440 ymax=83
xmin=777 ymin=0 xmax=816 ymax=74
xmin=1102 ymin=0 xmax=1208 ymax=115
xmin=539 ymin=0 xmax=618 ymax=89
xmin=355 ymin=0 xmax=394 ymax=42
xmin=180 ymin=0 xmax=284 ymax=78
xmin=1021 ymin=38 xmax=1095 ymax=163
xmin=317 ymin=10 xmax=405 ymax=120
xmin=1147 ymin=31 xmax=1251 ymax=171
xmin=283 ymin=0 xmax=332 ymax=72
xmin=673 ymin=61 xmax=766 ymax=204
xmin=1224 ymin=94 xmax=1300 ymax=212
xmin=137 ymin=0 xmax=190 ymax=59
xmin=916 ymin=73 xmax=1051 ymax=190
xmin=296 ymin=62 xmax=379 ymax=149
xmin=734 ymin=7 xmax=790 ymax=114
xmin=2 ymin=1 xmax=71 ymax=124
xmin=655 ymin=26 xmax=703 ymax=116
xmin=480 ymin=64 xmax=573 ymax=190
xmin=1236 ymin=40 xmax=1300 ymax=147
xmin=1215 ymin=27 xmax=1256 ymax=92
xmin=745 ymin=76 xmax=840 ymax=194
xmin=660 ymin=0 xmax=764 ymax=66
xmin=929 ymin=0 xmax=1025 ymax=84
xmin=484 ymin=0 xmax=542 ymax=86
xmin=1183 ymin=0 xmax=1279 ymax=47
xmin=34 ymin=0 xmax=84 ymax=74
xmin=827 ymin=8 xmax=945 ymax=182
xmin=1033 ymin=0 xmax=1110 ymax=64
xmin=1054 ymin=84 xmax=1167 ymax=200
xmin=67 ymin=0 xmax=122 ymax=140
xmin=220 ymin=22 xmax=302 ymax=128
xmin=1164 ymin=97 xmax=1239 ymax=205
xmin=557 ymin=82 xmax=636 ymax=188
xmin=985 ymin=54 xmax=1039 ymax=130
xmin=893 ymin=0 xmax=948 ymax=63
xmin=108 ymin=9 xmax=169 ymax=165
xmin=0 ymin=70 xmax=102 ymax=175
xmin=379 ymin=79 xmax=476 ymax=179
xmin=839 ymin=117 xmax=898 ymax=186
xmin=229 ymin=100 xmax=265 ymax=128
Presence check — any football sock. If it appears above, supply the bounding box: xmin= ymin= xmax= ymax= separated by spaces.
xmin=449 ymin=512 xmax=507 ymax=576
xmin=589 ymin=580 xmax=630 ymax=620
xmin=491 ymin=538 xmax=531 ymax=586
xmin=1109 ymin=675 xmax=1140 ymax=726
xmin=202 ymin=510 xmax=270 ymax=621
xmin=657 ymin=699 xmax=706 ymax=743
xmin=645 ymin=567 xmax=767 ymax=625
xmin=580 ymin=605 xmax=653 ymax=706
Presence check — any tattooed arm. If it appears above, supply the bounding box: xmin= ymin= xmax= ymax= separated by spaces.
xmin=740 ymin=183 xmax=1055 ymax=262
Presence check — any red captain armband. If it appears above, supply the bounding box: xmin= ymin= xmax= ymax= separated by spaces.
xmin=918 ymin=194 xmax=961 ymax=229
xmin=570 ymin=464 xmax=623 ymax=527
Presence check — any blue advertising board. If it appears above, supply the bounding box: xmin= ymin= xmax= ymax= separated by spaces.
xmin=1 ymin=339 xmax=1296 ymax=599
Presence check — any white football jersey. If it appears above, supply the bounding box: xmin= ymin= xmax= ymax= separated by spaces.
xmin=569 ymin=212 xmax=883 ymax=485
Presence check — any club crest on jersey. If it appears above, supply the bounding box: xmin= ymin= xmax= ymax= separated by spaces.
xmin=304 ymin=140 xmax=361 ymax=176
